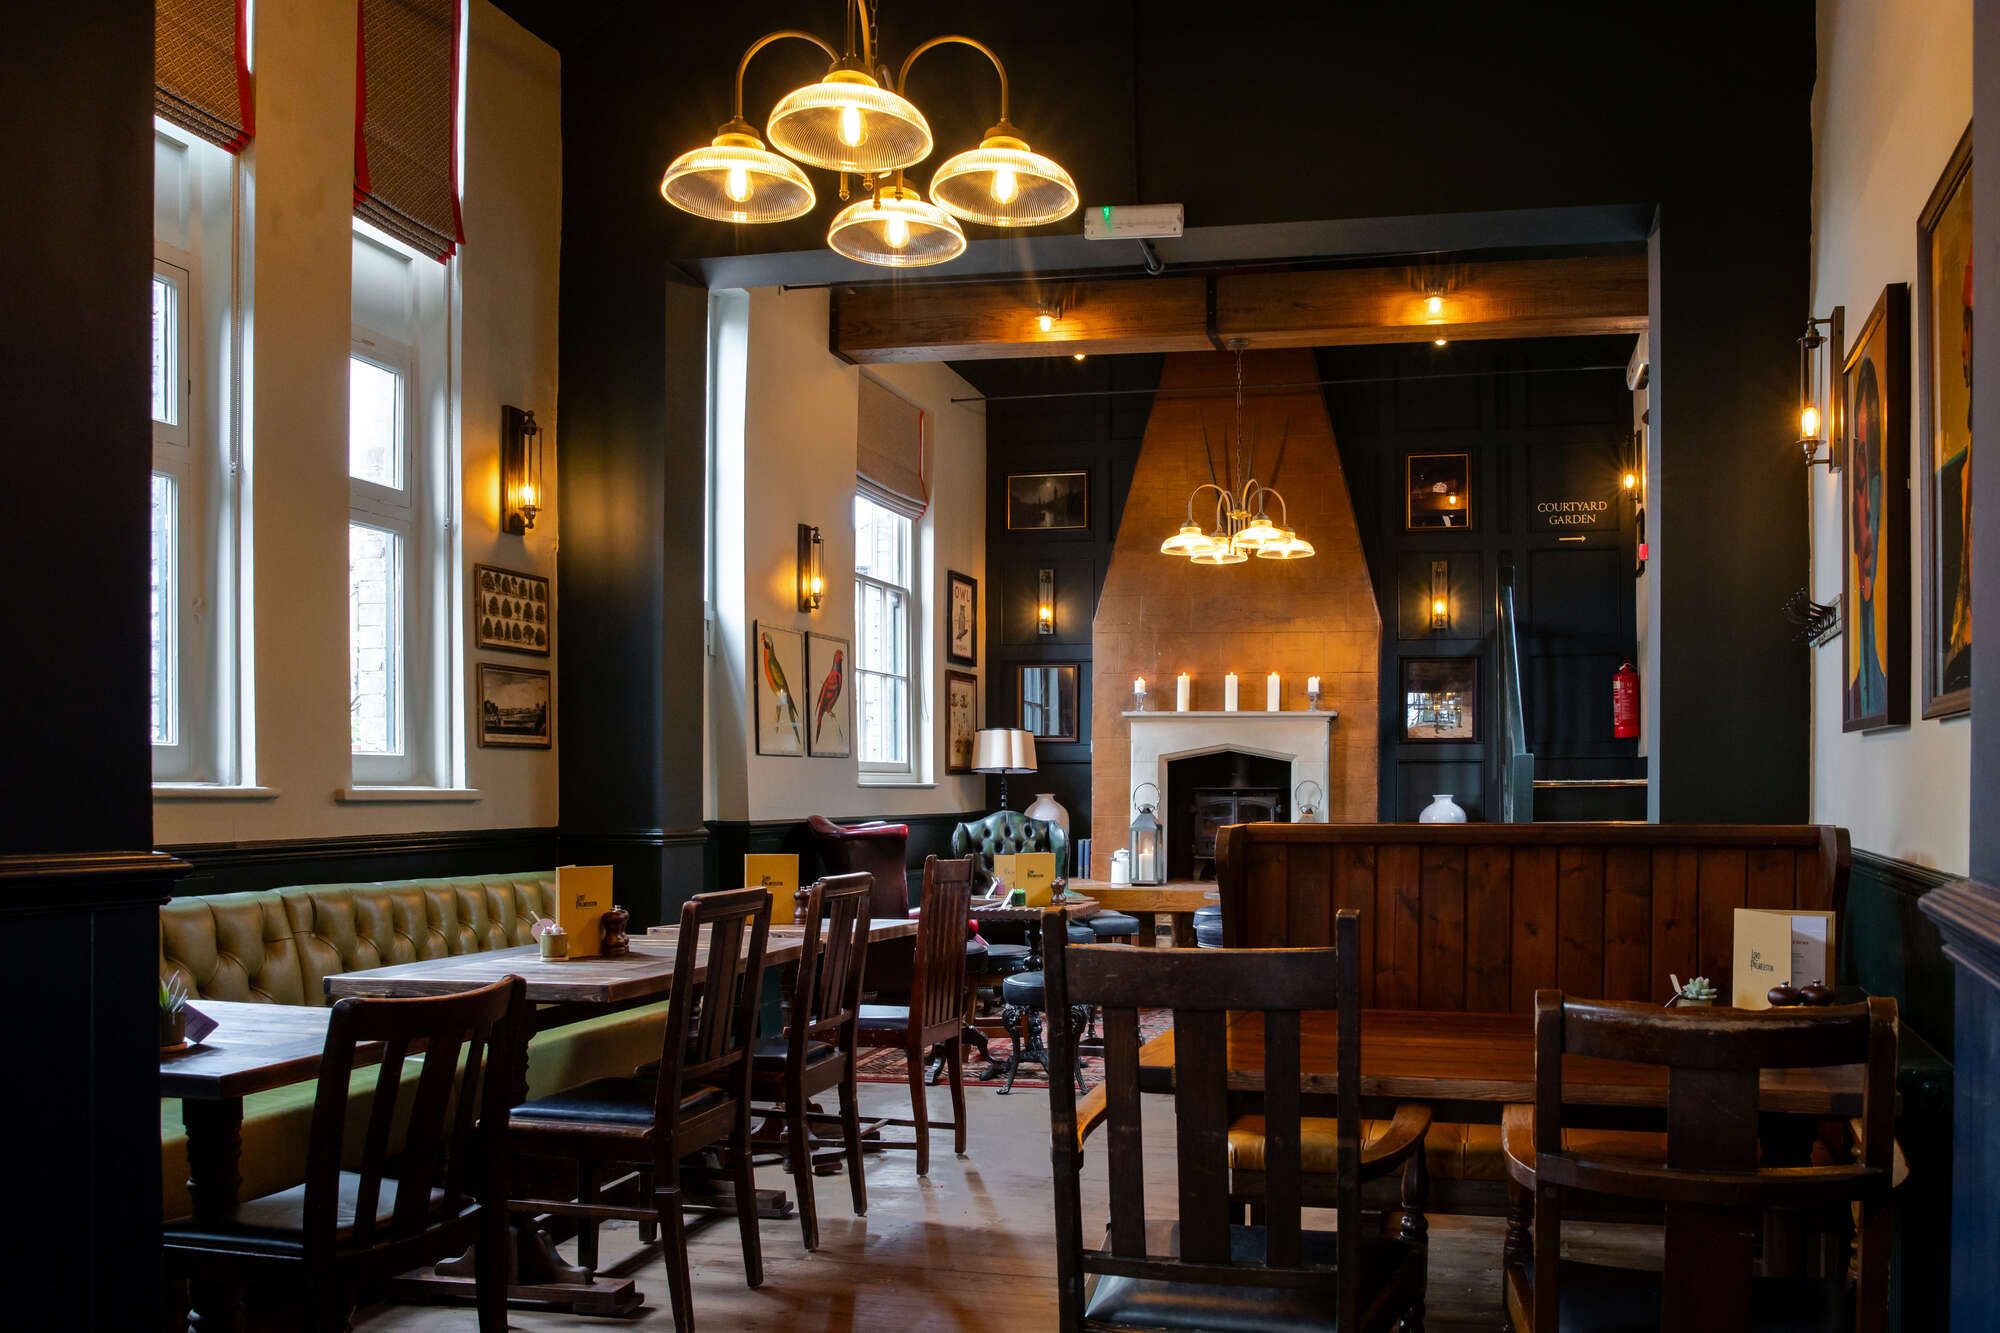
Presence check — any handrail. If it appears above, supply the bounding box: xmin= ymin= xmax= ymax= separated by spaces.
xmin=1496 ymin=568 xmax=1535 ymax=823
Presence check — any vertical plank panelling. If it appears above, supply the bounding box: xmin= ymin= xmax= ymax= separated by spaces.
xmin=1651 ymin=847 xmax=1700 ymax=990
xmin=1377 ymin=843 xmax=1423 ymax=1008
xmin=1334 ymin=845 xmax=1378 ymax=1007
xmin=1557 ymin=848 xmax=1607 ymax=996
xmin=1697 ymin=847 xmax=1749 ymax=991
xmin=1794 ymin=850 xmax=1828 ymax=911
xmin=1465 ymin=844 xmax=1514 ymax=1011
xmin=1287 ymin=843 xmax=1334 ymax=947
xmin=1244 ymin=844 xmax=1290 ymax=946
xmin=1419 ymin=846 xmax=1467 ymax=1009
xmin=1511 ymin=847 xmax=1559 ymax=1011
xmin=1602 ymin=847 xmax=1654 ymax=1001
xmin=1746 ymin=846 xmax=1794 ymax=910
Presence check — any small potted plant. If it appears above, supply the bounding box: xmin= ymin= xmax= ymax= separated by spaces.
xmin=1673 ymin=976 xmax=1717 ymax=1008
xmin=160 ymin=975 xmax=190 ymax=1048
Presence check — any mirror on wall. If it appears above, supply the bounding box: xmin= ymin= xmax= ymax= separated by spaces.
xmin=1017 ymin=663 xmax=1081 ymax=742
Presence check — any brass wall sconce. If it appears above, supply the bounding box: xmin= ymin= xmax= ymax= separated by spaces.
xmin=1037 ymin=567 xmax=1055 ymax=635
xmin=797 ymin=523 xmax=825 ymax=612
xmin=1429 ymin=559 xmax=1451 ymax=632
xmin=1797 ymin=307 xmax=1844 ymax=468
xmin=500 ymin=405 xmax=544 ymax=535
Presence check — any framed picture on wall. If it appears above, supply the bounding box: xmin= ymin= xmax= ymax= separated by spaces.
xmin=473 ymin=564 xmax=551 ymax=655
xmin=945 ymin=670 xmax=979 ymax=773
xmin=1917 ymin=123 xmax=1973 ymax=718
xmin=1404 ymin=452 xmax=1472 ymax=531
xmin=1017 ymin=663 xmax=1081 ymax=743
xmin=1840 ymin=283 xmax=1911 ymax=733
xmin=1006 ymin=470 xmax=1089 ymax=531
xmin=805 ymin=632 xmax=852 ymax=758
xmin=477 ymin=664 xmax=551 ymax=748
xmin=753 ymin=622 xmax=807 ymax=757
xmin=947 ymin=570 xmax=978 ymax=665
xmin=1401 ymin=658 xmax=1476 ymax=742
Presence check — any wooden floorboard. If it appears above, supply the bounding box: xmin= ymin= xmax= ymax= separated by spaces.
xmin=355 ymin=1079 xmax=1654 ymax=1331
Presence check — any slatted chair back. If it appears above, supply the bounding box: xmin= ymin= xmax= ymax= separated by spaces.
xmin=302 ymin=974 xmax=526 ymax=1254
xmin=909 ymin=855 xmax=975 ymax=1039
xmin=651 ymin=887 xmax=773 ymax=1135
xmin=1529 ymin=991 xmax=1898 ymax=1333
xmin=791 ymin=872 xmax=874 ymax=1056
xmin=1045 ymin=909 xmax=1366 ymax=1333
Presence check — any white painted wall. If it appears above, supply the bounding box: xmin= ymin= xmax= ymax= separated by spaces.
xmin=156 ymin=0 xmax=561 ymax=843
xmin=1809 ymin=0 xmax=1972 ymax=871
xmin=708 ymin=286 xmax=987 ymax=822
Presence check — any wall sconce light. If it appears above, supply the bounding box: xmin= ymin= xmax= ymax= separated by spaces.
xmin=499 ymin=405 xmax=545 ymax=534
xmin=797 ymin=523 xmax=825 ymax=612
xmin=1429 ymin=558 xmax=1451 ymax=632
xmin=1797 ymin=307 xmax=1843 ymax=468
xmin=1037 ymin=566 xmax=1055 ymax=635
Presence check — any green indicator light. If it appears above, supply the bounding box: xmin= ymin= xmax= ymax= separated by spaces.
xmin=1102 ymin=204 xmax=1113 ymax=223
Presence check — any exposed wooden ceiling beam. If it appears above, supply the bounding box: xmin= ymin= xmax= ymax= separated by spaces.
xmin=830 ymin=254 xmax=1648 ymax=364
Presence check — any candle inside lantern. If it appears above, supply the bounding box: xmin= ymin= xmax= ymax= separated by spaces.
xmin=1133 ymin=676 xmax=1146 ymax=707
xmin=1224 ymin=673 xmax=1240 ymax=711
xmin=1176 ymin=672 xmax=1191 ymax=712
xmin=1267 ymin=672 xmax=1281 ymax=711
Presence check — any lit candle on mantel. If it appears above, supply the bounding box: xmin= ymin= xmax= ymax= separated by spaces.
xmin=1176 ymin=672 xmax=1191 ymax=712
xmin=1133 ymin=676 xmax=1146 ymax=710
xmin=1267 ymin=672 xmax=1281 ymax=711
xmin=1307 ymin=675 xmax=1321 ymax=694
xmin=1224 ymin=672 xmax=1240 ymax=712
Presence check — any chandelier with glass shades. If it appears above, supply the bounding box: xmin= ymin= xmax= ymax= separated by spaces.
xmin=1159 ymin=342 xmax=1316 ymax=565
xmin=659 ymin=1 xmax=1079 ymax=268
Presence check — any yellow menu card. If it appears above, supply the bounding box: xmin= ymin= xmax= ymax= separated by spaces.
xmin=556 ymin=864 xmax=613 ymax=959
xmin=1731 ymin=907 xmax=1835 ymax=1008
xmin=745 ymin=853 xmax=800 ymax=925
xmin=993 ymin=852 xmax=1058 ymax=907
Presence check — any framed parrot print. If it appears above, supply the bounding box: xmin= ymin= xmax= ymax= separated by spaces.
xmin=806 ymin=632 xmax=852 ymax=758
xmin=753 ymin=622 xmax=807 ymax=757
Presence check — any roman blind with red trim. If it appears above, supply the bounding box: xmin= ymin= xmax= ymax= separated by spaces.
xmin=156 ymin=0 xmax=254 ymax=152
xmin=355 ymin=0 xmax=464 ymax=261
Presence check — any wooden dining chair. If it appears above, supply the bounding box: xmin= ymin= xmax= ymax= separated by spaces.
xmin=750 ymin=870 xmax=874 ymax=1251
xmin=856 ymin=853 xmax=975 ymax=1175
xmin=1503 ymin=991 xmax=1900 ymax=1333
xmin=1044 ymin=908 xmax=1426 ymax=1332
xmin=507 ymin=886 xmax=772 ymax=1333
xmin=163 ymin=975 xmax=529 ymax=1333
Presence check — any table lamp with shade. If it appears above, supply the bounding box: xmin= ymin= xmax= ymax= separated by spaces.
xmin=972 ymin=727 xmax=1037 ymax=809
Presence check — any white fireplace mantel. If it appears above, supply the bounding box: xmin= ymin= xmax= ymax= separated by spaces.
xmin=1122 ymin=709 xmax=1340 ymax=826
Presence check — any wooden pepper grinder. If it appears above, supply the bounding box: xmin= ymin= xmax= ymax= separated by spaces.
xmin=600 ymin=905 xmax=631 ymax=958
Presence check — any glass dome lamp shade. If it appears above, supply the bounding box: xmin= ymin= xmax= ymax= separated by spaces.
xmin=767 ymin=68 xmax=933 ymax=174
xmin=1159 ymin=522 xmax=1214 ymax=556
xmin=1256 ymin=530 xmax=1317 ymax=560
xmin=1234 ymin=513 xmax=1283 ymax=550
xmin=827 ymin=183 xmax=966 ymax=267
xmin=660 ymin=123 xmax=815 ymax=223
xmin=1190 ymin=534 xmax=1248 ymax=566
xmin=929 ymin=127 xmax=1079 ymax=226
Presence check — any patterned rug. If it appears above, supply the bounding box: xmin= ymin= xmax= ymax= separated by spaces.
xmin=854 ymin=1008 xmax=1173 ymax=1092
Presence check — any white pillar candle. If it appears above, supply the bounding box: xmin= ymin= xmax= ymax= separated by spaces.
xmin=1224 ymin=672 xmax=1240 ymax=711
xmin=1134 ymin=676 xmax=1146 ymax=707
xmin=1307 ymin=675 xmax=1321 ymax=695
xmin=1267 ymin=672 xmax=1281 ymax=711
xmin=1176 ymin=672 xmax=1191 ymax=712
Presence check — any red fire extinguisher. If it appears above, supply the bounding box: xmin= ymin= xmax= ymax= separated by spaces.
xmin=1612 ymin=662 xmax=1640 ymax=740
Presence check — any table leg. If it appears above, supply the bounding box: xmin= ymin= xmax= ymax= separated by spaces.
xmin=1134 ymin=911 xmax=1160 ymax=948
xmin=1170 ymin=912 xmax=1198 ymax=949
xmin=182 ymin=1098 xmax=245 ymax=1333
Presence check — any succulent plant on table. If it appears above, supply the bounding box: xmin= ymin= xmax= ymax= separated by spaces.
xmin=1674 ymin=976 xmax=1718 ymax=1007
xmin=159 ymin=974 xmax=190 ymax=1047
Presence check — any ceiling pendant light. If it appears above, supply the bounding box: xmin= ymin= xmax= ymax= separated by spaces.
xmin=827 ymin=179 xmax=966 ymax=267
xmin=899 ymin=36 xmax=1078 ymax=227
xmin=660 ymin=120 xmax=815 ymax=223
xmin=1160 ymin=341 xmax=1315 ymax=568
xmin=767 ymin=67 xmax=932 ymax=175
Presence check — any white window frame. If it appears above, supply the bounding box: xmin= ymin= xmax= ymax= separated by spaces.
xmin=348 ymin=333 xmax=423 ymax=783
xmin=151 ymin=261 xmax=193 ymax=764
xmin=854 ymin=491 xmax=922 ymax=783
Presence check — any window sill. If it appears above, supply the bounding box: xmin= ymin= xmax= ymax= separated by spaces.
xmin=857 ymin=778 xmax=937 ymax=790
xmin=153 ymin=783 xmax=282 ymax=801
xmin=334 ymin=786 xmax=483 ymax=804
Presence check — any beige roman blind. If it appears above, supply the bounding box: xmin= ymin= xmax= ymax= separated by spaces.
xmin=156 ymin=0 xmax=253 ymax=152
xmin=857 ymin=375 xmax=927 ymax=515
xmin=355 ymin=0 xmax=463 ymax=261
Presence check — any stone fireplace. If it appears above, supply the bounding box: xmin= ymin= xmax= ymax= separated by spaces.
xmin=1089 ymin=350 xmax=1380 ymax=880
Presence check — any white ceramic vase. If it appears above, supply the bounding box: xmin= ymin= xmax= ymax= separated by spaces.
xmin=1418 ymin=793 xmax=1467 ymax=824
xmin=1024 ymin=791 xmax=1071 ymax=835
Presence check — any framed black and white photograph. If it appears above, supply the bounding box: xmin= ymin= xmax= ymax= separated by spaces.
xmin=1006 ymin=470 xmax=1089 ymax=531
xmin=753 ymin=622 xmax=807 ymax=757
xmin=1404 ymin=452 xmax=1472 ymax=531
xmin=1402 ymin=657 xmax=1476 ymax=742
xmin=946 ymin=670 xmax=979 ymax=773
xmin=474 ymin=564 xmax=551 ymax=655
xmin=947 ymin=570 xmax=978 ymax=665
xmin=477 ymin=664 xmax=551 ymax=748
xmin=1017 ymin=662 xmax=1081 ymax=743
xmin=805 ymin=632 xmax=852 ymax=758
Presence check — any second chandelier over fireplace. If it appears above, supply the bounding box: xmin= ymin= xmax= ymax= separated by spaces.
xmin=1159 ymin=343 xmax=1317 ymax=565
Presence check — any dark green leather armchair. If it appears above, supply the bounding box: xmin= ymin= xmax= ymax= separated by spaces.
xmin=950 ymin=810 xmax=1069 ymax=886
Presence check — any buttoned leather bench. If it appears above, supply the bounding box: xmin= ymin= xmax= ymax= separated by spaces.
xmin=157 ymin=873 xmax=666 ymax=1220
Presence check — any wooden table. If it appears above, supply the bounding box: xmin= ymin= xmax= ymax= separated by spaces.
xmin=1136 ymin=1009 xmax=1868 ymax=1117
xmin=968 ymin=894 xmax=1096 ymax=966
xmin=162 ymin=1001 xmax=381 ymax=1332
xmin=1070 ymin=880 xmax=1216 ymax=948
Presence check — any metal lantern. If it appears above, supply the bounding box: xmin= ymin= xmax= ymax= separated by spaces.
xmin=1129 ymin=782 xmax=1164 ymax=885
xmin=1293 ymin=780 xmax=1324 ymax=822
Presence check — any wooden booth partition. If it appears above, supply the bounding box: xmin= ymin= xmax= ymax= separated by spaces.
xmin=1216 ymin=823 xmax=1849 ymax=1009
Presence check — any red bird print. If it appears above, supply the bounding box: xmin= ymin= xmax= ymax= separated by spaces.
xmin=814 ymin=649 xmax=845 ymax=745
